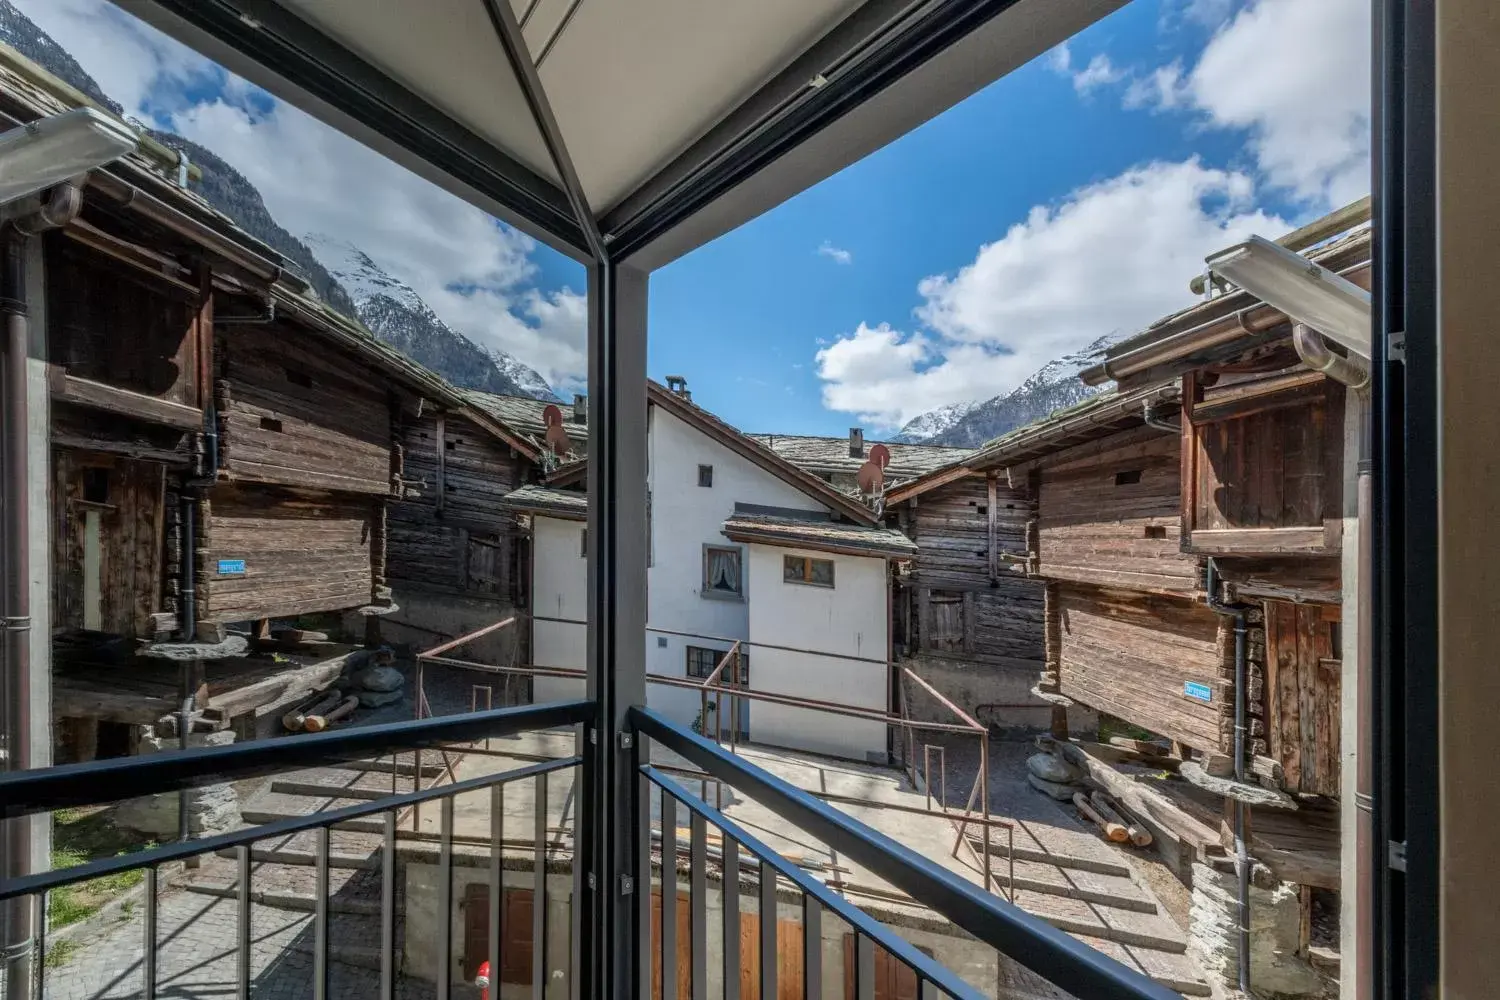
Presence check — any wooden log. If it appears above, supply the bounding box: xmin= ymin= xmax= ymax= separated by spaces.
xmin=1096 ymin=792 xmax=1155 ymax=848
xmin=306 ymin=694 xmax=359 ymax=732
xmin=1085 ymin=791 xmax=1131 ymax=842
xmin=1072 ymin=792 xmax=1126 ymax=842
xmin=290 ymin=690 xmax=343 ymax=732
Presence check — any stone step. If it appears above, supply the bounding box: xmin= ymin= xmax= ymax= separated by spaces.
xmin=993 ymin=857 xmax=1157 ymax=914
xmin=191 ymin=854 xmax=386 ymax=905
xmin=1013 ymin=890 xmax=1188 ymax=954
xmin=271 ymin=778 xmax=392 ymax=801
xmin=1073 ymin=934 xmax=1212 ymax=997
xmin=341 ymin=757 xmax=448 ymax=778
xmin=974 ymin=836 xmax=1134 ymax=878
xmin=185 ymin=880 xmax=383 ymax=917
xmin=217 ymin=845 xmax=379 ymax=870
xmin=242 ymin=808 xmax=388 ymax=835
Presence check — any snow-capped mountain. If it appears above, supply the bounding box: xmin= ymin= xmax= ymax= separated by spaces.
xmin=892 ymin=400 xmax=980 ymax=443
xmin=904 ymin=332 xmax=1128 ymax=448
xmin=304 ymin=234 xmax=558 ymax=401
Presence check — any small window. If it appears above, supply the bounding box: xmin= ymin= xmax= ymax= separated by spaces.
xmin=445 ymin=439 xmax=457 ymax=451
xmin=784 ymin=555 xmax=835 ymax=588
xmin=686 ymin=645 xmax=748 ymax=682
xmin=1114 ymin=469 xmax=1143 ymax=486
xmin=285 ymin=368 xmax=313 ymax=388
xmin=702 ymin=545 xmax=742 ymax=599
xmin=1143 ymin=524 xmax=1167 ymax=539
xmin=82 ymin=468 xmax=110 ymax=504
xmin=697 ymin=464 xmax=713 ymax=488
xmin=259 ymin=416 xmax=283 ymax=432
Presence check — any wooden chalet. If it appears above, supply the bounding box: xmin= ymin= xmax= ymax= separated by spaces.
xmin=0 ymin=52 xmax=544 ymax=752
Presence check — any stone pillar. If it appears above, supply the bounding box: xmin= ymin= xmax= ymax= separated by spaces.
xmin=114 ymin=727 xmax=242 ymax=839
xmin=1188 ymin=861 xmax=1322 ymax=996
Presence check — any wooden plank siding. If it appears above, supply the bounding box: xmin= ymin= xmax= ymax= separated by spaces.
xmin=216 ymin=323 xmax=392 ymax=494
xmin=1184 ymin=374 xmax=1344 ymax=556
xmin=898 ymin=475 xmax=1044 ymax=664
xmin=1264 ymin=599 xmax=1342 ymax=796
xmin=44 ymin=234 xmax=201 ymax=408
xmin=388 ymin=412 xmax=526 ymax=600
xmin=202 ymin=484 xmax=374 ymax=623
xmin=1056 ymin=585 xmax=1230 ymax=752
xmin=1035 ymin=430 xmax=1195 ymax=593
xmin=51 ymin=450 xmax=166 ymax=640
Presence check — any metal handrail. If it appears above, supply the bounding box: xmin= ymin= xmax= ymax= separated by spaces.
xmin=0 ymin=698 xmax=592 ymax=820
xmin=643 ymin=765 xmax=985 ymax=1000
xmin=632 ymin=705 xmax=1182 ymax=1000
xmin=0 ymin=755 xmax=579 ymax=902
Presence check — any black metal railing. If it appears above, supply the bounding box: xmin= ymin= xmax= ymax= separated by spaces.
xmin=633 ymin=706 xmax=1182 ymax=1000
xmin=1 ymin=697 xmax=1183 ymax=1000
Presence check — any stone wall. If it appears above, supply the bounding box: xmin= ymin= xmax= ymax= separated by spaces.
xmin=1188 ymin=861 xmax=1323 ymax=997
xmin=113 ymin=728 xmax=241 ymax=838
xmin=903 ymin=653 xmax=1098 ymax=735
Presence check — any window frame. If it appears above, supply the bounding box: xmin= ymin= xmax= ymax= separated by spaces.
xmin=685 ymin=645 xmax=748 ymax=683
xmin=700 ymin=543 xmax=744 ymax=600
xmin=783 ymin=553 xmax=835 ymax=588
xmin=697 ymin=464 xmax=713 ymax=488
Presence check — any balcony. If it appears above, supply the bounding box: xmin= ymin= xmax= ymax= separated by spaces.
xmin=0 ymin=689 xmax=1184 ymax=1000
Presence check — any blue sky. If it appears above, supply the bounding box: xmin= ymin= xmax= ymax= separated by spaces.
xmin=15 ymin=0 xmax=1369 ymax=437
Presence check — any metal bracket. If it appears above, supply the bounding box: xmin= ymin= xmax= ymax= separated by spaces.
xmin=587 ymin=872 xmax=597 ymax=890
xmin=1388 ymin=839 xmax=1408 ymax=872
xmin=619 ymin=875 xmax=635 ymax=895
xmin=1389 ymin=330 xmax=1407 ymax=363
xmin=618 ymin=732 xmax=634 ymax=750
xmin=589 ymin=728 xmax=598 ymax=745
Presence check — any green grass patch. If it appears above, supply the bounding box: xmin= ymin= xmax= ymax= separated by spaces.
xmin=49 ymin=806 xmax=154 ymax=930
xmin=44 ymin=939 xmax=79 ymax=969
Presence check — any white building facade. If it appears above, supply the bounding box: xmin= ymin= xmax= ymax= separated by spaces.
xmin=504 ymin=383 xmax=914 ymax=760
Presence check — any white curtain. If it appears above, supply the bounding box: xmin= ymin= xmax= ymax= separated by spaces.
xmin=706 ymin=548 xmax=740 ymax=593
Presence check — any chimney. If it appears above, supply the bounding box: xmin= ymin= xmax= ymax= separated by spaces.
xmin=849 ymin=427 xmax=864 ymax=458
xmin=573 ymin=393 xmax=588 ymax=423
xmin=665 ymin=374 xmax=689 ymax=397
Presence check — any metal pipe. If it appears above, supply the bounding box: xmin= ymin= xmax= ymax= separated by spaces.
xmin=0 ymin=226 xmax=33 ymax=1000
xmin=1294 ymin=322 xmax=1371 ymax=388
xmin=1141 ymin=399 xmax=1180 ymax=434
xmin=1205 ymin=559 xmax=1251 ymax=995
xmin=1354 ymin=403 xmax=1374 ymax=1000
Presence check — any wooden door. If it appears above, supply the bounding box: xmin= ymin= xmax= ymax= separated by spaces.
xmin=1263 ymin=600 xmax=1342 ymax=796
xmin=650 ymin=891 xmax=692 ymax=1000
xmin=738 ymin=911 xmax=807 ymax=1000
xmin=841 ymin=937 xmax=932 ymax=1000
xmin=467 ymin=533 xmax=503 ymax=594
xmin=460 ymin=884 xmax=534 ymax=984
xmin=927 ymin=592 xmax=965 ymax=653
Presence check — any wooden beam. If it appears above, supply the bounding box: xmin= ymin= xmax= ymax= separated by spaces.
xmin=53 ymin=683 xmax=179 ymax=725
xmin=1188 ymin=526 xmax=1339 ymax=555
xmin=51 ymin=371 xmax=204 ymax=431
xmin=434 ymin=415 xmax=447 ymax=515
xmin=986 ymin=471 xmax=998 ymax=580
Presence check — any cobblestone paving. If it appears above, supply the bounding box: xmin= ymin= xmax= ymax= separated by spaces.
xmin=41 ymin=885 xmax=480 ymax=1000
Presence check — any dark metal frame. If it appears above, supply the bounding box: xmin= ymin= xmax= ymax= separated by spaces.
xmin=1373 ymin=0 xmax=1439 ymax=997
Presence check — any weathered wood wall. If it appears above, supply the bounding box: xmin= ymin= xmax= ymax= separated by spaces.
xmin=45 ymin=236 xmax=200 ymax=407
xmin=203 ymin=484 xmax=374 ymax=623
xmin=1264 ymin=599 xmax=1342 ymax=796
xmin=388 ymin=412 xmax=525 ymax=600
xmin=1036 ymin=429 xmax=1194 ymax=592
xmin=1055 ymin=584 xmax=1229 ymax=752
xmin=1185 ymin=374 xmax=1344 ymax=555
xmin=216 ymin=323 xmax=392 ymax=494
xmin=898 ymin=474 xmax=1043 ymax=664
xmin=51 ymin=450 xmax=165 ymax=640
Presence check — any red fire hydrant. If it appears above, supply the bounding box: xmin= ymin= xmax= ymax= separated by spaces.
xmin=474 ymin=959 xmax=491 ymax=1000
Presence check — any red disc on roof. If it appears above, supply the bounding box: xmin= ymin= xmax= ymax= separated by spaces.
xmin=542 ymin=404 xmax=563 ymax=427
xmin=868 ymin=443 xmax=891 ymax=469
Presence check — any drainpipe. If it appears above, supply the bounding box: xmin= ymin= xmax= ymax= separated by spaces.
xmin=1205 ymin=558 xmax=1251 ymax=996
xmin=1353 ymin=395 xmax=1374 ymax=1000
xmin=1142 ymin=399 xmax=1180 ymax=434
xmin=2 ymin=183 xmax=82 ymax=1000
xmin=1293 ymin=323 xmax=1370 ymax=389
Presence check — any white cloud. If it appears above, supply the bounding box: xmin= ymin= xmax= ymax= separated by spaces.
xmin=11 ymin=0 xmax=588 ymax=389
xmin=1133 ymin=0 xmax=1371 ymax=206
xmin=816 ymin=159 xmax=1288 ymax=428
xmin=1045 ymin=42 xmax=1125 ymax=96
xmin=817 ymin=241 xmax=853 ymax=265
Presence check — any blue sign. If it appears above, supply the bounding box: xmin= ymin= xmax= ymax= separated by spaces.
xmin=1183 ymin=681 xmax=1213 ymax=703
xmin=217 ymin=559 xmax=246 ymax=576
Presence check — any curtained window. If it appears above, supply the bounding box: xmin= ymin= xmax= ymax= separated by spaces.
xmin=701 ymin=545 xmax=743 ymax=599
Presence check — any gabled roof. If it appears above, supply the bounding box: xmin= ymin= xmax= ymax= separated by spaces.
xmin=464 ymin=390 xmax=587 ymax=456
xmin=648 ymin=382 xmax=879 ymax=525
xmin=745 ymin=433 xmax=971 ymax=486
xmin=721 ymin=512 xmax=917 ymax=560
xmin=497 ymin=484 xmax=589 ymax=522
xmin=884 ymin=383 xmax=1180 ymax=505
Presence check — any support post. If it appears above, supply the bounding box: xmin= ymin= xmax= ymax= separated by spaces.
xmin=579 ymin=258 xmax=649 ymax=999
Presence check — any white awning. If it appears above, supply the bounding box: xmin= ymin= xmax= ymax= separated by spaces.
xmin=128 ymin=0 xmax=1123 ymax=264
